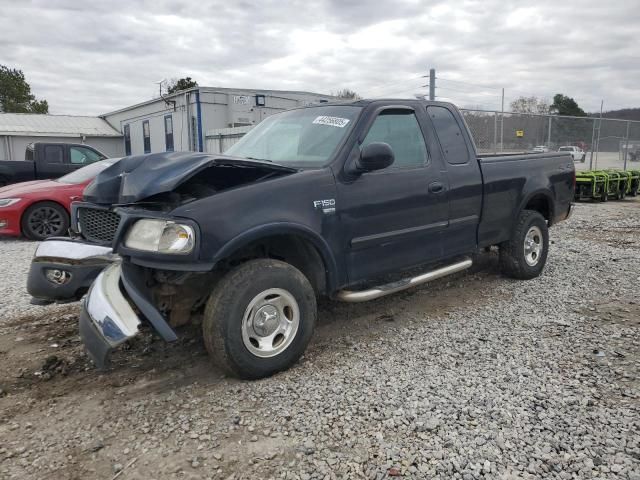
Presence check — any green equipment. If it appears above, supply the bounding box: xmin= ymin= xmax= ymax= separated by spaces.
xmin=574 ymin=169 xmax=639 ymax=201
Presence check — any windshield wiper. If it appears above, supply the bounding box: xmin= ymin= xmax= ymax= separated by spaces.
xmin=245 ymin=156 xmax=273 ymax=163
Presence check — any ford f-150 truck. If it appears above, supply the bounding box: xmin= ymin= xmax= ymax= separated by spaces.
xmin=0 ymin=142 xmax=107 ymax=186
xmin=27 ymin=99 xmax=575 ymax=379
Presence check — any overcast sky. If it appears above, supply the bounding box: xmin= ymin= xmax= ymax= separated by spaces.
xmin=1 ymin=0 xmax=638 ymax=115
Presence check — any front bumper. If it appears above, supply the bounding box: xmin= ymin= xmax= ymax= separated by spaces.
xmin=27 ymin=238 xmax=117 ymax=302
xmin=80 ymin=260 xmax=178 ymax=369
xmin=0 ymin=206 xmax=22 ymax=236
xmin=80 ymin=263 xmax=141 ymax=368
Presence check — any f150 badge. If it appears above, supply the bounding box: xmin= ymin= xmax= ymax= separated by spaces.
xmin=313 ymin=198 xmax=336 ymax=214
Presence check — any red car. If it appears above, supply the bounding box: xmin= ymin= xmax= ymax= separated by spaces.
xmin=0 ymin=158 xmax=119 ymax=240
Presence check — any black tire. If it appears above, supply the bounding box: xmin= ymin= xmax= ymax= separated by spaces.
xmin=499 ymin=210 xmax=549 ymax=280
xmin=203 ymin=259 xmax=317 ymax=379
xmin=21 ymin=201 xmax=70 ymax=240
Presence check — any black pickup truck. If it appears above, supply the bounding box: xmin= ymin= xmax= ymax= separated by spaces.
xmin=0 ymin=142 xmax=107 ymax=186
xmin=28 ymin=99 xmax=574 ymax=378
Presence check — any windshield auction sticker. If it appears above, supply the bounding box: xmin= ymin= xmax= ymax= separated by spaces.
xmin=312 ymin=116 xmax=350 ymax=128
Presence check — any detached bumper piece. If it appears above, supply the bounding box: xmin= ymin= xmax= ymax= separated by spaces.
xmin=27 ymin=238 xmax=116 ymax=303
xmin=80 ymin=262 xmax=178 ymax=369
xmin=80 ymin=263 xmax=141 ymax=368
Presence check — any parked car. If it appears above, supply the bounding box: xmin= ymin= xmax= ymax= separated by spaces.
xmin=530 ymin=145 xmax=550 ymax=153
xmin=558 ymin=146 xmax=586 ymax=162
xmin=0 ymin=142 xmax=108 ymax=187
xmin=0 ymin=158 xmax=119 ymax=240
xmin=27 ymin=100 xmax=574 ymax=378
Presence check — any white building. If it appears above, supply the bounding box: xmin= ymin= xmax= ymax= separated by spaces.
xmin=0 ymin=113 xmax=124 ymax=161
xmin=101 ymin=87 xmax=333 ymax=156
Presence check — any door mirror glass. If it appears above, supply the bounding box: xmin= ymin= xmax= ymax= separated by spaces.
xmin=356 ymin=142 xmax=395 ymax=172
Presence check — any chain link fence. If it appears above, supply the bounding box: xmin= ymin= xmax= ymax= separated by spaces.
xmin=461 ymin=109 xmax=640 ymax=171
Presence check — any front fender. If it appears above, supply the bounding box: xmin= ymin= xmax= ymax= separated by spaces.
xmin=212 ymin=222 xmax=340 ymax=293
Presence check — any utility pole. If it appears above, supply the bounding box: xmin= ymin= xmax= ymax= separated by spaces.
xmin=429 ymin=69 xmax=436 ymax=101
xmin=500 ymin=88 xmax=504 ymax=152
xmin=624 ymin=121 xmax=630 ymax=171
xmin=595 ymin=100 xmax=603 ymax=169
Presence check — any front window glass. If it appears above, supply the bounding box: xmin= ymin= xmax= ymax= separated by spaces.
xmin=57 ymin=158 xmax=119 ymax=184
xmin=361 ymin=111 xmax=428 ymax=168
xmin=70 ymin=146 xmax=104 ymax=164
xmin=226 ymin=106 xmax=361 ymax=167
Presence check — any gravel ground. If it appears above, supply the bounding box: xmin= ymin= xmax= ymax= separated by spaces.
xmin=0 ymin=199 xmax=638 ymax=479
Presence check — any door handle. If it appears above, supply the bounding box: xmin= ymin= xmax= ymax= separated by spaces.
xmin=428 ymin=181 xmax=445 ymax=193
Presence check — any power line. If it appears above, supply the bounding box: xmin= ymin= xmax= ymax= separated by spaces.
xmin=436 ymin=77 xmax=503 ymax=91
xmin=369 ymin=84 xmax=426 ymax=98
xmin=361 ymin=75 xmax=425 ymax=96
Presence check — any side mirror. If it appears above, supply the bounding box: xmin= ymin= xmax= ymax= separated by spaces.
xmin=356 ymin=142 xmax=395 ymax=172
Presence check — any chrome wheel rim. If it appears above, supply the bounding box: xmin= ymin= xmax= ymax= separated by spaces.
xmin=524 ymin=225 xmax=543 ymax=266
xmin=28 ymin=206 xmax=64 ymax=238
xmin=241 ymin=288 xmax=300 ymax=358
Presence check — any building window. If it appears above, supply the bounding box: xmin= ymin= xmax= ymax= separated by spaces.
xmin=164 ymin=115 xmax=174 ymax=152
xmin=124 ymin=124 xmax=131 ymax=156
xmin=142 ymin=120 xmax=151 ymax=154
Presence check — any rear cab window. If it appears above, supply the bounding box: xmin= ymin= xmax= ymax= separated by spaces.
xmin=44 ymin=145 xmax=64 ymax=164
xmin=427 ymin=106 xmax=469 ymax=165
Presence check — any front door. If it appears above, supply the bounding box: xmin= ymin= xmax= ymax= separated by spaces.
xmin=337 ymin=107 xmax=449 ymax=284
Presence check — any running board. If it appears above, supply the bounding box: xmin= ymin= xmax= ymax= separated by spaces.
xmin=336 ymin=258 xmax=472 ymax=303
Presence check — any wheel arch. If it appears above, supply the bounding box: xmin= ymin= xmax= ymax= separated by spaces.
xmin=212 ymin=223 xmax=339 ymax=296
xmin=518 ymin=190 xmax=555 ymax=225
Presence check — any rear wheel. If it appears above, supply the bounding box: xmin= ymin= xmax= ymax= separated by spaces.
xmin=21 ymin=202 xmax=70 ymax=240
xmin=499 ymin=210 xmax=549 ymax=280
xmin=203 ymin=259 xmax=317 ymax=379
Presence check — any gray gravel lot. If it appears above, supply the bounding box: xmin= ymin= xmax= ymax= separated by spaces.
xmin=0 ymin=200 xmax=638 ymax=479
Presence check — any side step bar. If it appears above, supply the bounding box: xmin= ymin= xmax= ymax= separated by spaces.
xmin=336 ymin=258 xmax=472 ymax=303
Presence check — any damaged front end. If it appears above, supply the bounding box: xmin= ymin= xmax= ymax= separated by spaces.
xmin=27 ymin=238 xmax=117 ymax=303
xmin=27 ymin=152 xmax=297 ymax=368
xmin=80 ymin=261 xmax=180 ymax=368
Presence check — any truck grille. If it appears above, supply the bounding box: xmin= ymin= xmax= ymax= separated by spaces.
xmin=78 ymin=207 xmax=120 ymax=244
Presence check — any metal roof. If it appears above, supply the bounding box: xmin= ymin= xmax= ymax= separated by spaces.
xmin=101 ymin=86 xmax=335 ymax=116
xmin=0 ymin=113 xmax=122 ymax=137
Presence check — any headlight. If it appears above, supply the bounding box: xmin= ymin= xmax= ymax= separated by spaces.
xmin=0 ymin=198 xmax=21 ymax=207
xmin=124 ymin=219 xmax=195 ymax=254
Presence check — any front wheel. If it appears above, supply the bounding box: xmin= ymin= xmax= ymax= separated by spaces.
xmin=21 ymin=201 xmax=70 ymax=240
xmin=203 ymin=259 xmax=317 ymax=379
xmin=499 ymin=210 xmax=549 ymax=280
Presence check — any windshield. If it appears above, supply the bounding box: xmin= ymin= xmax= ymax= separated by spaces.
xmin=57 ymin=158 xmax=120 ymax=184
xmin=225 ymin=105 xmax=361 ymax=167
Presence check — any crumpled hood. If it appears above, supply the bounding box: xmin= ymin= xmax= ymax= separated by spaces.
xmin=83 ymin=152 xmax=296 ymax=205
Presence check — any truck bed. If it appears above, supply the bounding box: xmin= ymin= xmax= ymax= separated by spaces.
xmin=477 ymin=152 xmax=574 ymax=247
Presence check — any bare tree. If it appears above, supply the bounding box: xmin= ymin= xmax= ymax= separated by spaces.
xmin=333 ymin=88 xmax=361 ymax=100
xmin=510 ymin=96 xmax=550 ymax=115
